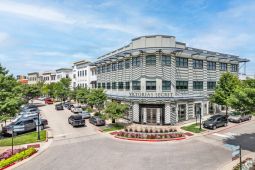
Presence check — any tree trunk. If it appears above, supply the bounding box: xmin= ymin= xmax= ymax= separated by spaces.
xmin=225 ymin=106 xmax=228 ymax=116
xmin=112 ymin=118 xmax=115 ymax=124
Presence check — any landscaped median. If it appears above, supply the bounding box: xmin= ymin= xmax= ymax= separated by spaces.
xmin=0 ymin=130 xmax=46 ymax=146
xmin=109 ymin=126 xmax=186 ymax=142
xmin=100 ymin=123 xmax=124 ymax=132
xmin=0 ymin=147 xmax=37 ymax=169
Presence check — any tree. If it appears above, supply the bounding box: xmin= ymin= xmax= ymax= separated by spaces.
xmin=20 ymin=84 xmax=41 ymax=103
xmin=104 ymin=101 xmax=128 ymax=123
xmin=53 ymin=78 xmax=71 ymax=102
xmin=42 ymin=83 xmax=55 ymax=97
xmin=210 ymin=72 xmax=240 ymax=115
xmin=228 ymin=87 xmax=255 ymax=115
xmin=76 ymin=87 xmax=90 ymax=104
xmin=87 ymin=89 xmax=107 ymax=112
xmin=0 ymin=64 xmax=23 ymax=119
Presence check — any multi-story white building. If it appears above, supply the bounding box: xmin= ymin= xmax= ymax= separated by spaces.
xmin=72 ymin=60 xmax=97 ymax=89
xmin=28 ymin=72 xmax=40 ymax=85
xmin=94 ymin=35 xmax=249 ymax=125
xmin=56 ymin=68 xmax=72 ymax=81
xmin=42 ymin=71 xmax=56 ymax=84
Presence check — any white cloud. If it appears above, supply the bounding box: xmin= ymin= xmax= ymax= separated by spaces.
xmin=0 ymin=1 xmax=75 ymax=24
xmin=0 ymin=32 xmax=9 ymax=44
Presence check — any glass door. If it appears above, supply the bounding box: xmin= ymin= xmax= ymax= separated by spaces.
xmin=178 ymin=104 xmax=186 ymax=122
xmin=146 ymin=108 xmax=157 ymax=124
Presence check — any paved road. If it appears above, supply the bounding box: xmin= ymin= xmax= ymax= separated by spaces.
xmin=15 ymin=102 xmax=255 ymax=170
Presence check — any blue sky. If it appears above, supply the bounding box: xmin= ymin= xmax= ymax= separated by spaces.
xmin=0 ymin=0 xmax=254 ymax=75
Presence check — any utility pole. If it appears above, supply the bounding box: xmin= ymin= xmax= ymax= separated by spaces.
xmin=11 ymin=127 xmax=14 ymax=155
xmin=37 ymin=112 xmax=40 ymax=140
xmin=240 ymin=145 xmax=242 ymax=170
xmin=199 ymin=107 xmax=202 ymax=130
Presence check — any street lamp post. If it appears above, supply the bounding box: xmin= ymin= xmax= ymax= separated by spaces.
xmin=37 ymin=112 xmax=40 ymax=140
xmin=11 ymin=127 xmax=14 ymax=155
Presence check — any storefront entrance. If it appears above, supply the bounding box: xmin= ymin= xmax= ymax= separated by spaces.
xmin=178 ymin=104 xmax=187 ymax=122
xmin=146 ymin=108 xmax=157 ymax=124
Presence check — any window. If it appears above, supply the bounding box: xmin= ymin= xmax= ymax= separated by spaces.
xmin=207 ymin=61 xmax=216 ymax=70
xmin=97 ymin=67 xmax=101 ymax=74
xmin=193 ymin=81 xmax=203 ymax=90
xmin=118 ymin=82 xmax=124 ymax=89
xmin=125 ymin=82 xmax=130 ymax=90
xmin=118 ymin=61 xmax=124 ymax=70
xmin=107 ymin=82 xmax=111 ymax=89
xmin=162 ymin=55 xmax=171 ymax=66
xmin=162 ymin=81 xmax=171 ymax=91
xmin=193 ymin=59 xmax=203 ymax=69
xmin=207 ymin=81 xmax=216 ymax=90
xmin=85 ymin=70 xmax=87 ymax=76
xmin=106 ymin=64 xmax=111 ymax=72
xmin=112 ymin=82 xmax=116 ymax=89
xmin=125 ymin=59 xmax=130 ymax=69
xmin=102 ymin=65 xmax=106 ymax=73
xmin=132 ymin=81 xmax=141 ymax=90
xmin=132 ymin=57 xmax=141 ymax=67
xmin=146 ymin=55 xmax=156 ymax=66
xmin=231 ymin=64 xmax=238 ymax=72
xmin=102 ymin=83 xmax=105 ymax=89
xmin=176 ymin=81 xmax=188 ymax=90
xmin=176 ymin=57 xmax=188 ymax=68
xmin=220 ymin=63 xmax=227 ymax=71
xmin=112 ymin=63 xmax=117 ymax=71
xmin=97 ymin=83 xmax=101 ymax=88
xmin=146 ymin=81 xmax=156 ymax=90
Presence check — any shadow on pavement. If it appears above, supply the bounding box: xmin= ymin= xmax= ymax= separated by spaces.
xmin=223 ymin=133 xmax=255 ymax=152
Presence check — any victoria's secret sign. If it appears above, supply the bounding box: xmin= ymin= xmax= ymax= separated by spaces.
xmin=129 ymin=92 xmax=172 ymax=97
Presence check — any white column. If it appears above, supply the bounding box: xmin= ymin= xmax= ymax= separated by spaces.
xmin=132 ymin=103 xmax=139 ymax=123
xmin=143 ymin=108 xmax=146 ymax=124
xmin=164 ymin=103 xmax=171 ymax=124
xmin=156 ymin=108 xmax=160 ymax=124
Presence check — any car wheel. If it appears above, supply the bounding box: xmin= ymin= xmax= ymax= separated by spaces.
xmin=239 ymin=119 xmax=242 ymax=123
xmin=212 ymin=125 xmax=216 ymax=130
xmin=224 ymin=123 xmax=227 ymax=127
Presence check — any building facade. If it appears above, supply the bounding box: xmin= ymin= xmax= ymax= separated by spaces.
xmin=42 ymin=71 xmax=57 ymax=84
xmin=72 ymin=60 xmax=97 ymax=89
xmin=56 ymin=68 xmax=72 ymax=82
xmin=28 ymin=72 xmax=40 ymax=84
xmin=94 ymin=35 xmax=248 ymax=125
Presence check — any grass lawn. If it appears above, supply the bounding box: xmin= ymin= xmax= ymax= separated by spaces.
xmin=0 ymin=130 xmax=46 ymax=146
xmin=181 ymin=123 xmax=205 ymax=133
xmin=101 ymin=124 xmax=124 ymax=132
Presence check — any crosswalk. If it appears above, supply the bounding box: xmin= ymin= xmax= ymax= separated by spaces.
xmin=211 ymin=132 xmax=237 ymax=140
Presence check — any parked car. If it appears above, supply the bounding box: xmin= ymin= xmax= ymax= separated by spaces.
xmin=55 ymin=104 xmax=64 ymax=110
xmin=79 ymin=111 xmax=91 ymax=119
xmin=67 ymin=104 xmax=74 ymax=110
xmin=203 ymin=115 xmax=228 ymax=130
xmin=228 ymin=112 xmax=252 ymax=123
xmin=21 ymin=104 xmax=37 ymax=110
xmin=89 ymin=116 xmax=105 ymax=126
xmin=22 ymin=107 xmax=40 ymax=114
xmin=45 ymin=98 xmax=53 ymax=104
xmin=38 ymin=96 xmax=46 ymax=101
xmin=2 ymin=117 xmax=48 ymax=136
xmin=63 ymin=102 xmax=71 ymax=108
xmin=68 ymin=115 xmax=85 ymax=127
xmin=71 ymin=106 xmax=82 ymax=113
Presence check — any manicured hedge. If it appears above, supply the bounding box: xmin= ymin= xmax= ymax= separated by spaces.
xmin=0 ymin=147 xmax=37 ymax=169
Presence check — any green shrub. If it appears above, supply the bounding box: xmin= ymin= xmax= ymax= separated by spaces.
xmin=85 ymin=107 xmax=93 ymax=113
xmin=0 ymin=147 xmax=37 ymax=168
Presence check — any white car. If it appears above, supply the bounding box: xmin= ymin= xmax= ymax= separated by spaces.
xmin=38 ymin=97 xmax=46 ymax=101
xmin=71 ymin=107 xmax=83 ymax=113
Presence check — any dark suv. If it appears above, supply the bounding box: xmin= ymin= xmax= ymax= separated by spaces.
xmin=203 ymin=115 xmax=228 ymax=130
xmin=68 ymin=115 xmax=85 ymax=127
xmin=55 ymin=104 xmax=64 ymax=110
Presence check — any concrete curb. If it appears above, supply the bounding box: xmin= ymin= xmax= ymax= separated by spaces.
xmin=7 ymin=130 xmax=53 ymax=169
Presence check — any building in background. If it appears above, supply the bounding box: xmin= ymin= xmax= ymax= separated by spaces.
xmin=56 ymin=68 xmax=72 ymax=81
xmin=239 ymin=74 xmax=255 ymax=80
xmin=27 ymin=72 xmax=40 ymax=84
xmin=94 ymin=35 xmax=249 ymax=125
xmin=71 ymin=60 xmax=97 ymax=89
xmin=42 ymin=71 xmax=56 ymax=84
xmin=16 ymin=75 xmax=28 ymax=84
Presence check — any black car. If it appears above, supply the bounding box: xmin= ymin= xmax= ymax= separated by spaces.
xmin=68 ymin=115 xmax=85 ymax=127
xmin=89 ymin=116 xmax=106 ymax=126
xmin=203 ymin=115 xmax=228 ymax=130
xmin=55 ymin=104 xmax=64 ymax=110
xmin=67 ymin=104 xmax=74 ymax=110
xmin=63 ymin=102 xmax=70 ymax=108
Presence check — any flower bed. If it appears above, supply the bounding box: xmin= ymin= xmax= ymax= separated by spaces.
xmin=115 ymin=131 xmax=185 ymax=140
xmin=0 ymin=148 xmax=26 ymax=161
xmin=124 ymin=126 xmax=177 ymax=133
xmin=0 ymin=147 xmax=37 ymax=169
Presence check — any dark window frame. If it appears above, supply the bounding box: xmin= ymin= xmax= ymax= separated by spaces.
xmin=220 ymin=63 xmax=228 ymax=71
xmin=162 ymin=80 xmax=171 ymax=91
xmin=118 ymin=61 xmax=124 ymax=70
xmin=207 ymin=61 xmax=216 ymax=70
xmin=193 ymin=81 xmax=203 ymax=90
xmin=176 ymin=57 xmax=188 ymax=68
xmin=162 ymin=55 xmax=171 ymax=66
xmin=176 ymin=81 xmax=188 ymax=90
xmin=207 ymin=81 xmax=216 ymax=90
xmin=125 ymin=82 xmax=130 ymax=90
xmin=118 ymin=82 xmax=124 ymax=89
xmin=193 ymin=59 xmax=203 ymax=69
xmin=125 ymin=59 xmax=130 ymax=69
xmin=132 ymin=81 xmax=141 ymax=90
xmin=146 ymin=55 xmax=156 ymax=66
xmin=132 ymin=57 xmax=141 ymax=67
xmin=146 ymin=81 xmax=156 ymax=91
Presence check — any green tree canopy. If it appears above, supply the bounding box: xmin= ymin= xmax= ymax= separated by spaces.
xmin=0 ymin=65 xmax=23 ymax=117
xmin=87 ymin=88 xmax=107 ymax=111
xmin=210 ymin=72 xmax=241 ymax=115
xmin=76 ymin=87 xmax=90 ymax=104
xmin=104 ymin=101 xmax=128 ymax=123
xmin=19 ymin=84 xmax=41 ymax=103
